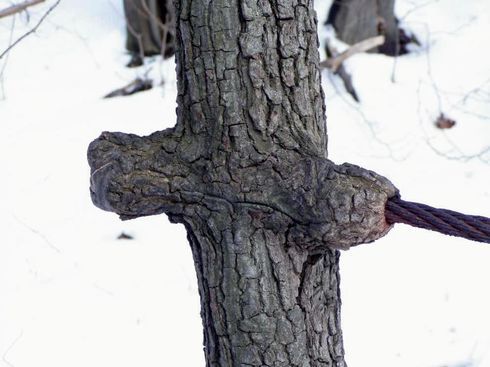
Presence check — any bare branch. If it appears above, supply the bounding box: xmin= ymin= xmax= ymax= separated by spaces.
xmin=0 ymin=0 xmax=60 ymax=60
xmin=320 ymin=35 xmax=385 ymax=72
xmin=0 ymin=0 xmax=45 ymax=19
xmin=324 ymin=42 xmax=360 ymax=102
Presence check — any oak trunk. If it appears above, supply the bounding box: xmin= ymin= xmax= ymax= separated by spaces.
xmin=88 ymin=0 xmax=396 ymax=366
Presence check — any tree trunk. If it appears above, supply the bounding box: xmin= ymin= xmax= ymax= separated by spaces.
xmin=183 ymin=214 xmax=346 ymax=366
xmin=88 ymin=0 xmax=398 ymax=365
xmin=327 ymin=0 xmax=400 ymax=56
xmin=123 ymin=0 xmax=176 ymax=59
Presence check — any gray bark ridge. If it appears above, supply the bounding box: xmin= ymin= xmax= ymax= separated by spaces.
xmin=88 ymin=0 xmax=398 ymax=366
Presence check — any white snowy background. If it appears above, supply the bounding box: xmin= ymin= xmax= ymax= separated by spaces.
xmin=0 ymin=0 xmax=489 ymax=366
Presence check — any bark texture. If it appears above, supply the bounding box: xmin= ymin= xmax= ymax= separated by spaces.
xmin=327 ymin=0 xmax=400 ymax=56
xmin=88 ymin=0 xmax=398 ymax=365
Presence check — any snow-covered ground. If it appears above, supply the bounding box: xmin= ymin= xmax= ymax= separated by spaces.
xmin=0 ymin=0 xmax=488 ymax=366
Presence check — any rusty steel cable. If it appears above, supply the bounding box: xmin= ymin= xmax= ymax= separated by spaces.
xmin=385 ymin=196 xmax=490 ymax=244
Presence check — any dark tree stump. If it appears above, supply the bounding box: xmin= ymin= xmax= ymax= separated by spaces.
xmin=327 ymin=0 xmax=401 ymax=56
xmin=123 ymin=0 xmax=176 ymax=60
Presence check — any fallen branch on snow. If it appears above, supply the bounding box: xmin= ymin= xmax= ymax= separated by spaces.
xmin=103 ymin=78 xmax=153 ymax=98
xmin=320 ymin=35 xmax=385 ymax=72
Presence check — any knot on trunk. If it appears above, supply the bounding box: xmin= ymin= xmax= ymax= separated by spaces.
xmin=277 ymin=161 xmax=398 ymax=250
xmin=87 ymin=131 xmax=397 ymax=250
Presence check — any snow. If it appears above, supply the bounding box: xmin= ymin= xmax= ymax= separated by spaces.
xmin=0 ymin=0 xmax=489 ymax=366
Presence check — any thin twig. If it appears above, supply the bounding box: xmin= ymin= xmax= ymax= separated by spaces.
xmin=12 ymin=214 xmax=62 ymax=253
xmin=0 ymin=0 xmax=60 ymax=60
xmin=399 ymin=0 xmax=440 ymax=21
xmin=2 ymin=331 xmax=24 ymax=367
xmin=140 ymin=0 xmax=173 ymax=58
xmin=123 ymin=6 xmax=146 ymax=67
xmin=416 ymin=81 xmax=490 ymax=164
xmin=391 ymin=0 xmax=440 ymax=82
xmin=325 ymin=71 xmax=402 ymax=161
xmin=0 ymin=15 xmax=16 ymax=99
xmin=0 ymin=0 xmax=45 ymax=19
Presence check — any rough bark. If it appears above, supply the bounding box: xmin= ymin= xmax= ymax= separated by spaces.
xmin=327 ymin=0 xmax=400 ymax=56
xmin=88 ymin=0 xmax=398 ymax=365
